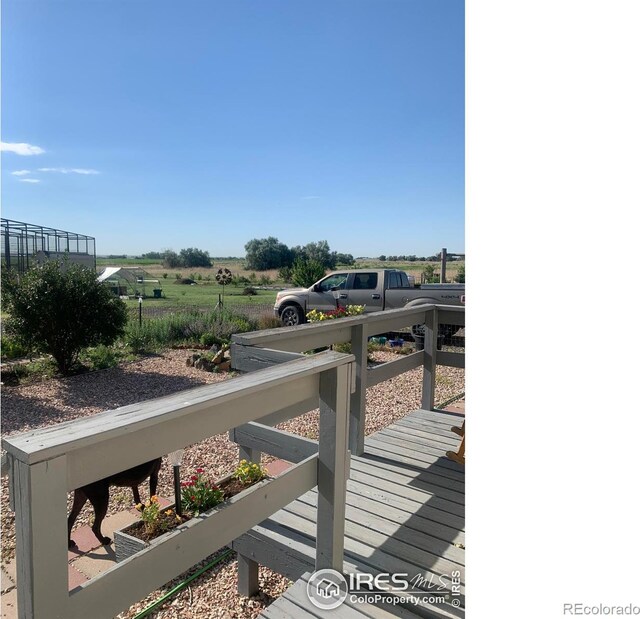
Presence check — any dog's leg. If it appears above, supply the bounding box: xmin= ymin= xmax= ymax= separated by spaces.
xmin=131 ymin=485 xmax=142 ymax=506
xmin=68 ymin=490 xmax=88 ymax=549
xmin=87 ymin=487 xmax=112 ymax=545
xmin=149 ymin=466 xmax=159 ymax=498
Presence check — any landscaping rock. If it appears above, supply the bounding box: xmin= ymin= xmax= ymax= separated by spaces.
xmin=186 ymin=353 xmax=201 ymax=367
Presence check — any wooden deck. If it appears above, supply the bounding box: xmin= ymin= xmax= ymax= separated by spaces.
xmin=233 ymin=408 xmax=465 ymax=619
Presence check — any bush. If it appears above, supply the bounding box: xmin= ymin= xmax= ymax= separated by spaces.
xmin=242 ymin=286 xmax=257 ymax=296
xmin=0 ymin=335 xmax=30 ymax=361
xmin=291 ymin=258 xmax=326 ymax=287
xmin=84 ymin=345 xmax=120 ymax=370
xmin=2 ymin=261 xmax=128 ymax=375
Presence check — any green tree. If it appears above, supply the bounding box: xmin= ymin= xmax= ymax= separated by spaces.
xmin=180 ymin=247 xmax=212 ymax=268
xmin=162 ymin=249 xmax=182 ymax=268
xmin=1 ymin=261 xmax=128 ymax=375
xmin=303 ymin=240 xmax=336 ymax=269
xmin=454 ymin=264 xmax=465 ymax=283
xmin=291 ymin=258 xmax=326 ymax=287
xmin=333 ymin=252 xmax=355 ymax=266
xmin=244 ymin=237 xmax=292 ymax=270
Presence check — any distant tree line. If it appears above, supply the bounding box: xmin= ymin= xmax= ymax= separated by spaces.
xmin=140 ymin=248 xmax=213 ymax=268
xmin=377 ymin=253 xmax=463 ymax=262
xmin=244 ymin=237 xmax=355 ymax=271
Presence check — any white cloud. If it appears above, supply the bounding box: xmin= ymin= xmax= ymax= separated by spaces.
xmin=19 ymin=178 xmax=41 ymax=184
xmin=11 ymin=170 xmax=31 ymax=176
xmin=1 ymin=142 xmax=45 ymax=155
xmin=38 ymin=167 xmax=99 ymax=175
xmin=301 ymin=195 xmax=321 ymax=200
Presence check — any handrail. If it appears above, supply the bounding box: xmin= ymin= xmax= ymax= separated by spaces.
xmin=231 ymin=304 xmax=465 ymax=456
xmin=2 ymin=351 xmax=354 ymax=619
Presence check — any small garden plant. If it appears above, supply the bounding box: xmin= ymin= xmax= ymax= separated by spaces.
xmin=234 ymin=459 xmax=268 ymax=485
xmin=136 ymin=496 xmax=183 ymax=537
xmin=180 ymin=469 xmax=224 ymax=516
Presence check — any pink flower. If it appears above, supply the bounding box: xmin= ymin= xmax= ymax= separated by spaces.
xmin=196 ymin=468 xmax=204 ymax=473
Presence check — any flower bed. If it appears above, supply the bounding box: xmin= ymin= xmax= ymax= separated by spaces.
xmin=114 ymin=461 xmax=269 ymax=563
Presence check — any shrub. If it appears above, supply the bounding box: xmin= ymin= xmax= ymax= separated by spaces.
xmin=278 ymin=266 xmax=293 ymax=284
xmin=231 ymin=275 xmax=250 ymax=286
xmin=242 ymin=286 xmax=257 ymax=296
xmin=85 ymin=345 xmax=120 ymax=370
xmin=291 ymin=258 xmax=326 ymax=288
xmin=0 ymin=335 xmax=30 ymax=361
xmin=174 ymin=273 xmax=182 ymax=279
xmin=162 ymin=273 xmax=168 ymax=279
xmin=454 ymin=264 xmax=465 ymax=283
xmin=1 ymin=261 xmax=127 ymax=375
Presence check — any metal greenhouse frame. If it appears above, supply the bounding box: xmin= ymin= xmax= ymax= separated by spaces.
xmin=1 ymin=218 xmax=96 ymax=274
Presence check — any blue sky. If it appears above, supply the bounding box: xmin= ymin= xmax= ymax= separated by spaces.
xmin=1 ymin=0 xmax=464 ymax=257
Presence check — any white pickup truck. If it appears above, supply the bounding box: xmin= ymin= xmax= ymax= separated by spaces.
xmin=274 ymin=268 xmax=464 ymax=342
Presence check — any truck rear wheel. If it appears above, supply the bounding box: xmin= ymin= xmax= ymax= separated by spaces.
xmin=280 ymin=304 xmax=304 ymax=327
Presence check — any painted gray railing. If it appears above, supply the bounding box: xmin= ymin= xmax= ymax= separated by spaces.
xmin=1 ymin=351 xmax=354 ymax=619
xmin=231 ymin=304 xmax=465 ymax=457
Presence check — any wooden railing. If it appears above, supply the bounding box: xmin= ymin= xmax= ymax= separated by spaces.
xmin=1 ymin=351 xmax=354 ymax=619
xmin=231 ymin=304 xmax=465 ymax=457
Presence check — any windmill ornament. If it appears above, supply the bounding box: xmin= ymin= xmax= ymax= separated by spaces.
xmin=215 ymin=268 xmax=233 ymax=306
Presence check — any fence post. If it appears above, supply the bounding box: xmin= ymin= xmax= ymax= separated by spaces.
xmin=236 ymin=445 xmax=260 ymax=597
xmin=349 ymin=323 xmax=367 ymax=456
xmin=316 ymin=364 xmax=351 ymax=572
xmin=440 ymin=248 xmax=447 ymax=283
xmin=12 ymin=455 xmax=69 ymax=619
xmin=421 ymin=308 xmax=438 ymax=411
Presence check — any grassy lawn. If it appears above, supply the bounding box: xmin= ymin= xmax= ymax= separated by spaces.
xmin=123 ymin=281 xmax=277 ymax=310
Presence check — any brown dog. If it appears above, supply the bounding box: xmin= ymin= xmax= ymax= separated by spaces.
xmin=68 ymin=458 xmax=162 ymax=548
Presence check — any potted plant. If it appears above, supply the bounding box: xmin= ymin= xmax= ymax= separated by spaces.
xmin=114 ymin=461 xmax=269 ymax=562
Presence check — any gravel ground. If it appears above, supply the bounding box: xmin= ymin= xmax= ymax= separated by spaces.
xmin=1 ymin=347 xmax=464 ymax=618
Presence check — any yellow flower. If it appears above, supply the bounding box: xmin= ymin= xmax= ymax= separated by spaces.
xmin=166 ymin=509 xmax=173 ymax=516
xmin=135 ymin=503 xmax=143 ymax=511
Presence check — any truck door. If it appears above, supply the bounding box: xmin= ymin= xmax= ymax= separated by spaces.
xmin=347 ymin=272 xmax=384 ymax=312
xmin=307 ymin=272 xmax=349 ymax=312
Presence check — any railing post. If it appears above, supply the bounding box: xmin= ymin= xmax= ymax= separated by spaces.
xmin=237 ymin=445 xmax=261 ymax=597
xmin=12 ymin=455 xmax=69 ymax=619
xmin=316 ymin=364 xmax=351 ymax=572
xmin=421 ymin=308 xmax=438 ymax=411
xmin=349 ymin=323 xmax=367 ymax=456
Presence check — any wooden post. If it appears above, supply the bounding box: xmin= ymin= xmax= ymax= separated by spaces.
xmin=13 ymin=456 xmax=69 ymax=619
xmin=316 ymin=364 xmax=350 ymax=572
xmin=237 ymin=445 xmax=260 ymax=597
xmin=421 ymin=308 xmax=438 ymax=411
xmin=440 ymin=248 xmax=447 ymax=283
xmin=349 ymin=324 xmax=367 ymax=456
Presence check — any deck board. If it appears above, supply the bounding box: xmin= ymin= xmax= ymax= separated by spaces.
xmin=240 ymin=408 xmax=466 ymax=619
